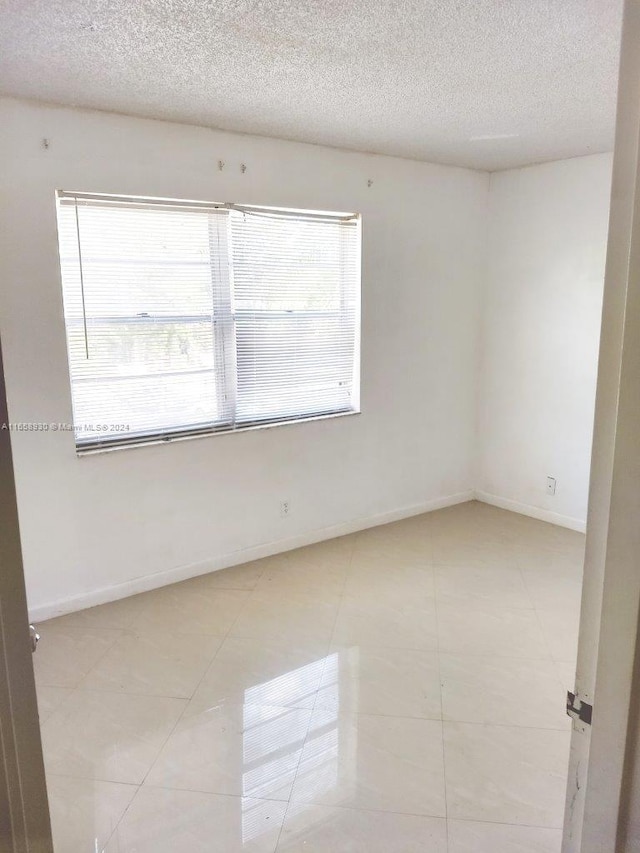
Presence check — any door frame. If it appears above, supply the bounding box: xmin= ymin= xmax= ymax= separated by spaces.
xmin=0 ymin=337 xmax=53 ymax=852
xmin=563 ymin=1 xmax=640 ymax=849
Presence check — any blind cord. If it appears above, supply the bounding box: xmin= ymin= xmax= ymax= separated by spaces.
xmin=73 ymin=197 xmax=90 ymax=360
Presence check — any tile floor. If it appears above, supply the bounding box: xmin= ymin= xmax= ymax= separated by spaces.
xmin=35 ymin=501 xmax=584 ymax=852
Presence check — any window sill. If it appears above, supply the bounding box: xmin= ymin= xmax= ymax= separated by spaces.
xmin=75 ymin=409 xmax=361 ymax=456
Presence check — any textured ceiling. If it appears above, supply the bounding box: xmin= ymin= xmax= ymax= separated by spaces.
xmin=0 ymin=0 xmax=624 ymax=171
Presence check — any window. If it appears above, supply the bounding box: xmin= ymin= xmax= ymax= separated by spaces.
xmin=56 ymin=193 xmax=361 ymax=450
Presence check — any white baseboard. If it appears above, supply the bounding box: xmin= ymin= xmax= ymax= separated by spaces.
xmin=29 ymin=489 xmax=474 ymax=622
xmin=474 ymin=490 xmax=586 ymax=533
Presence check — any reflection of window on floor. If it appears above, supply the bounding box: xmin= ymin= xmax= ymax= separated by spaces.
xmin=244 ymin=656 xmax=329 ymax=709
xmin=292 ymin=703 xmax=340 ymax=800
xmin=241 ymin=652 xmax=344 ymax=845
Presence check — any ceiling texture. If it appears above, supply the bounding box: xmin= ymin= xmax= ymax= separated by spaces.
xmin=0 ymin=0 xmax=624 ymax=171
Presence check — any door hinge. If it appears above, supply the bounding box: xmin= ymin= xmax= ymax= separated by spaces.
xmin=29 ymin=624 xmax=39 ymax=653
xmin=567 ymin=691 xmax=592 ymax=725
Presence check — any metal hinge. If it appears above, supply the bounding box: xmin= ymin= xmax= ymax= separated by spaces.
xmin=29 ymin=624 xmax=40 ymax=654
xmin=567 ymin=690 xmax=592 ymax=725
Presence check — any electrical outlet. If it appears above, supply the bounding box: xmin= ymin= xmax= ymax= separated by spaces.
xmin=280 ymin=500 xmax=290 ymax=518
xmin=546 ymin=476 xmax=557 ymax=496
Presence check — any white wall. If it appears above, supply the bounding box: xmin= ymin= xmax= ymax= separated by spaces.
xmin=0 ymin=98 xmax=488 ymax=619
xmin=477 ymin=154 xmax=613 ymax=530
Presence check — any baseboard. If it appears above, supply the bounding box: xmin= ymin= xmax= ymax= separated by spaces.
xmin=474 ymin=490 xmax=586 ymax=533
xmin=29 ymin=489 xmax=474 ymax=622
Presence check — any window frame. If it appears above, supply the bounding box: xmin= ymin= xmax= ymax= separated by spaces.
xmin=55 ymin=191 xmax=362 ymax=453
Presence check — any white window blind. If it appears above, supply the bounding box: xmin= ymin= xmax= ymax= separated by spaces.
xmin=56 ymin=193 xmax=361 ymax=449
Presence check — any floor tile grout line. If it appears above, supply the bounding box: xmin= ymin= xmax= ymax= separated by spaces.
xmin=49 ymin=768 xmax=567 ymax=830
xmin=531 ymin=599 xmax=570 ymax=668
xmin=100 ymin=601 xmax=246 ymax=849
xmin=101 ymin=780 xmax=143 ymax=850
xmin=38 ymin=642 xmax=564 ymax=697
xmin=272 ymin=537 xmax=357 ymax=850
xmin=41 ymin=508 xmax=583 ymax=848
xmin=40 ymin=581 xmax=257 ymax=698
xmin=51 ymin=627 xmax=127 ymax=697
xmin=70 ymin=634 xmax=226 ymax=701
xmin=271 ymin=661 xmax=327 ymax=849
xmin=449 ymin=812 xmax=566 ymax=828
xmin=517 ymin=549 xmax=579 ymax=703
xmin=53 ymin=688 xmax=565 ymax=729
xmin=432 ymin=542 xmax=451 ymax=848
xmin=127 ymin=590 xmax=247 ymax=796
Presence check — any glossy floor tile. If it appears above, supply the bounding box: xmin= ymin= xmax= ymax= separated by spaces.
xmin=33 ymin=623 xmax=122 ymax=688
xmin=44 ymin=595 xmax=144 ymax=631
xmin=277 ymin=803 xmax=448 ymax=851
xmin=447 ymin=819 xmax=562 ymax=853
xmin=229 ymin=589 xmax=340 ymax=644
xmin=254 ymin=565 xmax=347 ymax=597
xmin=435 ymin=565 xmax=532 ymax=610
xmin=36 ymin=501 xmax=583 ymax=851
xmin=80 ymin=630 xmax=223 ymax=697
xmin=522 ymin=571 xmax=583 ymax=613
xmin=188 ymin=637 xmax=330 ymax=712
xmin=290 ymin=707 xmax=447 ymax=816
xmin=443 ymin=722 xmax=571 ymax=827
xmin=440 ymin=654 xmax=569 ymax=730
xmin=35 ymin=685 xmax=73 ymax=724
xmin=344 ymin=563 xmax=436 ymax=605
xmin=47 ymin=775 xmax=137 ymax=853
xmin=437 ymin=603 xmax=549 ymax=659
xmin=41 ymin=690 xmax=187 ymax=783
xmin=146 ymin=702 xmax=312 ymax=799
xmin=431 ymin=534 xmax=517 ymax=569
xmin=537 ymin=608 xmax=581 ymax=663
xmin=332 ymin=596 xmax=438 ymax=650
xmin=105 ymin=787 xmax=287 ymax=852
xmin=132 ymin=581 xmax=250 ymax=636
xmin=316 ymin=644 xmax=441 ymax=719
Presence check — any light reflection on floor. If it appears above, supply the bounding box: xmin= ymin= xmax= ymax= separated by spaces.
xmin=36 ymin=503 xmax=582 ymax=851
xmin=242 ymin=652 xmax=343 ymax=844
